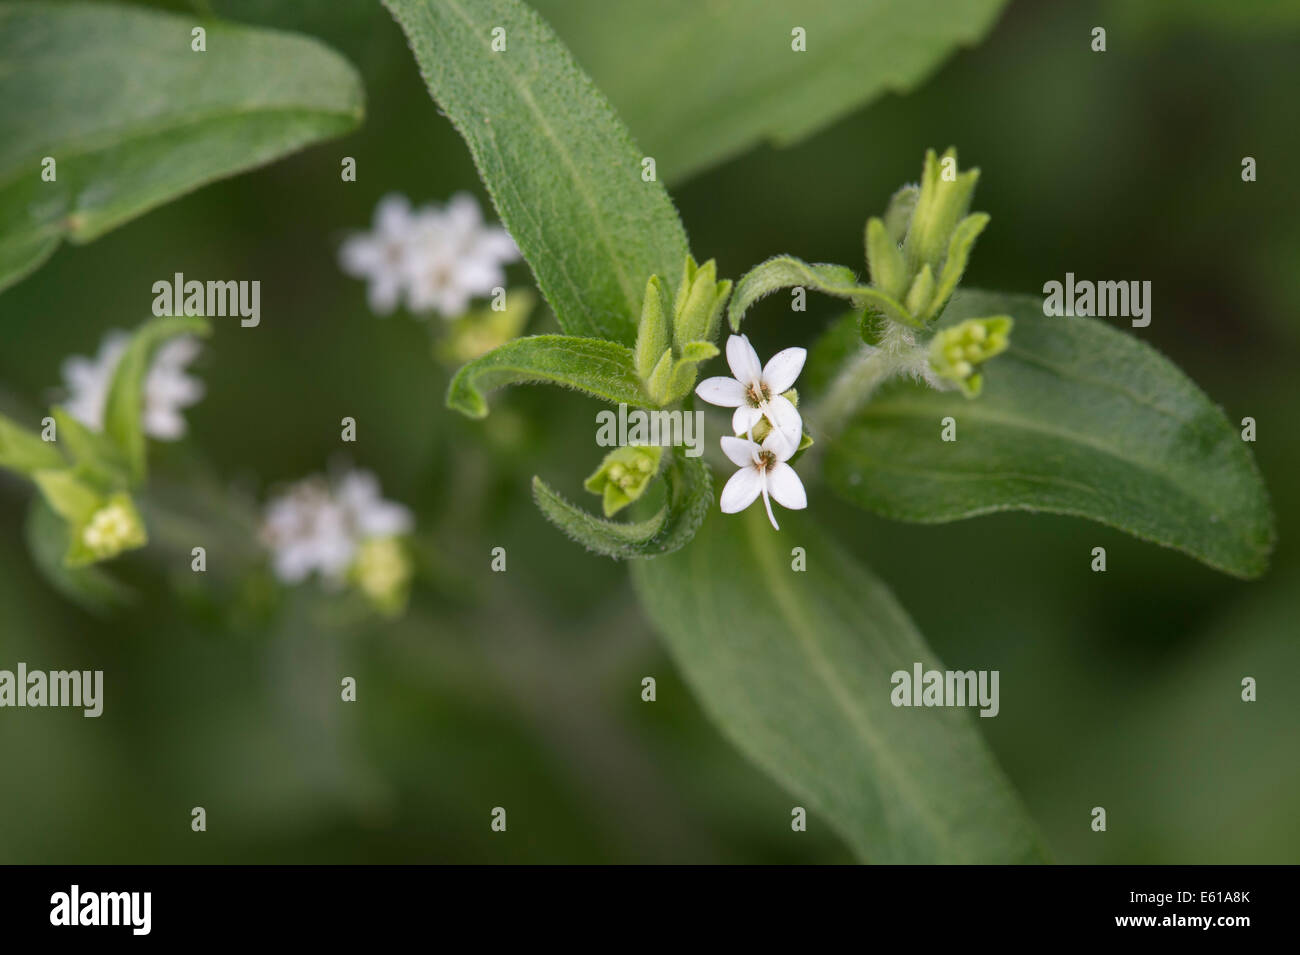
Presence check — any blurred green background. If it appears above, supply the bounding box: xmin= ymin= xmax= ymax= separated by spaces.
xmin=1 ymin=0 xmax=1297 ymax=863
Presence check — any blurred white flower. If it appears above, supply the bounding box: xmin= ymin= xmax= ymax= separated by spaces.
xmin=259 ymin=469 xmax=413 ymax=586
xmin=338 ymin=194 xmax=418 ymax=315
xmin=404 ymin=192 xmax=519 ymax=317
xmin=340 ymin=191 xmax=519 ymax=320
xmin=60 ymin=331 xmax=204 ymax=440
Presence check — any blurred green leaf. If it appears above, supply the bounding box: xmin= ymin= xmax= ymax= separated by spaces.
xmin=446 ymin=335 xmax=652 ymax=419
xmin=825 ymin=291 xmax=1275 ymax=578
xmin=533 ymin=448 xmax=711 ymax=558
xmin=0 ymin=411 xmax=64 ymax=475
xmin=104 ymin=316 xmax=211 ymax=483
xmin=632 ymin=507 xmax=1047 ymax=863
xmin=0 ymin=1 xmax=364 ymax=294
xmin=384 ymin=0 xmax=690 ymax=346
xmin=50 ymin=407 xmax=129 ymax=486
xmin=532 ymin=0 xmax=1008 ymax=183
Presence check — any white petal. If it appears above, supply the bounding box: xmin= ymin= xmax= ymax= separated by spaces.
xmin=368 ymin=274 xmax=403 ymax=315
xmin=766 ymin=462 xmax=807 ymax=511
xmin=762 ymin=394 xmax=803 ymax=457
xmin=719 ymin=466 xmax=762 ymax=514
xmin=375 ymin=194 xmax=413 ymax=236
xmin=732 ymin=404 xmax=763 ymax=437
xmin=695 ymin=376 xmax=747 ymax=407
xmin=725 ymin=334 xmax=763 ymax=385
xmin=762 ymin=346 xmax=806 ymax=394
xmin=760 ymin=480 xmax=779 ymax=530
xmin=720 ymin=435 xmax=759 ymax=469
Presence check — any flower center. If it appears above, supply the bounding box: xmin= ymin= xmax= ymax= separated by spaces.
xmin=746 ymin=382 xmax=771 ymax=407
xmin=755 ymin=449 xmax=777 ymax=473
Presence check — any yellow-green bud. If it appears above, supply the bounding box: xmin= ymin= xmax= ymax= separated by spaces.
xmin=583 ymin=445 xmax=664 ymax=517
xmin=928 ymin=316 xmax=1012 ymax=398
xmin=351 ymin=536 xmax=412 ymax=616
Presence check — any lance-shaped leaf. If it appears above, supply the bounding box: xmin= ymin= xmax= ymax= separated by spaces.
xmin=0 ymin=411 xmax=64 ymax=475
xmin=825 ymin=291 xmax=1275 ymax=579
xmin=631 ymin=507 xmax=1047 ymax=863
xmin=729 ymin=255 xmax=917 ymax=332
xmin=533 ymin=448 xmax=711 ymax=559
xmin=104 ymin=316 xmax=212 ymax=484
xmin=531 ymin=0 xmax=1008 ymax=183
xmin=447 ymin=335 xmax=653 ymax=419
xmin=384 ymin=0 xmax=689 ymax=346
xmin=0 ymin=1 xmax=364 ymax=294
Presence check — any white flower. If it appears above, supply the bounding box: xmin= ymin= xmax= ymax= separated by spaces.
xmin=339 ymin=193 xmax=419 ymax=315
xmin=695 ymin=334 xmax=805 ymax=452
xmin=718 ymin=430 xmax=807 ymax=531
xmin=259 ymin=469 xmax=413 ymax=586
xmin=335 ymin=470 xmax=414 ymax=540
xmin=61 ymin=331 xmax=204 ymax=440
xmin=403 ymin=192 xmax=519 ymax=318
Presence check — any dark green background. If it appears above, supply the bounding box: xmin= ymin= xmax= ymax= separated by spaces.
xmin=0 ymin=0 xmax=1296 ymax=862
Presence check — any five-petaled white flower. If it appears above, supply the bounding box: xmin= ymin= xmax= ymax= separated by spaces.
xmin=259 ymin=469 xmax=413 ymax=585
xmin=339 ymin=192 xmax=520 ymax=319
xmin=61 ymin=330 xmax=204 ymax=440
xmin=718 ymin=431 xmax=808 ymax=531
xmin=695 ymin=334 xmax=805 ymax=453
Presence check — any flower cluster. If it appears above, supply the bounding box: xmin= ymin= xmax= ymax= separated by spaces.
xmin=259 ymin=469 xmax=414 ymax=613
xmin=339 ymin=192 xmax=520 ymax=319
xmin=697 ymin=335 xmax=809 ymax=530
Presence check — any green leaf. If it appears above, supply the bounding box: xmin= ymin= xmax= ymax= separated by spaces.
xmin=533 ymin=448 xmax=711 ymax=558
xmin=631 ymin=507 xmax=1047 ymax=863
xmin=531 ymin=0 xmax=1008 ymax=183
xmin=0 ymin=411 xmax=64 ymax=475
xmin=104 ymin=316 xmax=212 ymax=483
xmin=447 ymin=335 xmax=653 ymax=418
xmin=729 ymin=255 xmax=916 ymax=331
xmin=32 ymin=468 xmax=102 ymax=524
xmin=50 ymin=406 xmax=128 ymax=486
xmin=0 ymin=1 xmax=364 ymax=294
xmin=25 ymin=499 xmax=132 ymax=615
xmin=826 ymin=291 xmax=1275 ymax=578
xmin=384 ymin=0 xmax=690 ymax=346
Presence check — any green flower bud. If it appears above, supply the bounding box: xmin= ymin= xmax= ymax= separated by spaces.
xmin=928 ymin=316 xmax=1013 ymax=398
xmin=33 ymin=469 xmax=148 ymax=567
xmin=583 ymin=445 xmax=665 ymax=517
xmin=903 ymin=147 xmax=980 ymax=276
xmin=673 ymin=256 xmax=731 ymax=347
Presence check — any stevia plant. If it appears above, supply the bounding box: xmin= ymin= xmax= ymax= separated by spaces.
xmin=0 ymin=0 xmax=1276 ymax=865
xmin=383 ymin=0 xmax=1274 ymax=863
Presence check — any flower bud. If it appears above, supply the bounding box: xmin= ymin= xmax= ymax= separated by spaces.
xmin=928 ymin=316 xmax=1012 ymax=397
xmin=583 ymin=445 xmax=664 ymax=517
